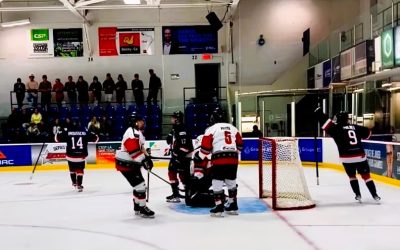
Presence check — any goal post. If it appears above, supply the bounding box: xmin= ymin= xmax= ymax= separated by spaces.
xmin=259 ymin=137 xmax=315 ymax=210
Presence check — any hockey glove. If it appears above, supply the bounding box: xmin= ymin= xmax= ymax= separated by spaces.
xmin=143 ymin=156 xmax=154 ymax=171
xmin=194 ymin=171 xmax=204 ymax=179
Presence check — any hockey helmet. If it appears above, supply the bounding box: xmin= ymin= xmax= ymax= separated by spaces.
xmin=171 ymin=111 xmax=184 ymax=124
xmin=335 ymin=111 xmax=349 ymax=125
xmin=129 ymin=112 xmax=145 ymax=129
xmin=210 ymin=108 xmax=225 ymax=125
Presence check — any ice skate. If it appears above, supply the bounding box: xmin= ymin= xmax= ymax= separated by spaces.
xmin=166 ymin=194 xmax=181 ymax=203
xmin=210 ymin=204 xmax=224 ymax=217
xmin=225 ymin=201 xmax=239 ymax=215
xmin=139 ymin=206 xmax=155 ymax=218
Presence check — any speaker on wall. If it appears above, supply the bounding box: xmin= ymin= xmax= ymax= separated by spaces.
xmin=206 ymin=11 xmax=223 ymax=31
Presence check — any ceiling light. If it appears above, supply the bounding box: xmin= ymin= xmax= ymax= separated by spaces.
xmin=1 ymin=19 xmax=31 ymax=28
xmin=124 ymin=0 xmax=141 ymax=4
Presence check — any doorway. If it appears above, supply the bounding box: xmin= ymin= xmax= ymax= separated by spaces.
xmin=194 ymin=63 xmax=220 ymax=103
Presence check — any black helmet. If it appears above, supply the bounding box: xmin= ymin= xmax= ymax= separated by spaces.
xmin=129 ymin=112 xmax=144 ymax=128
xmin=172 ymin=111 xmax=184 ymax=124
xmin=335 ymin=111 xmax=349 ymax=125
xmin=210 ymin=108 xmax=225 ymax=125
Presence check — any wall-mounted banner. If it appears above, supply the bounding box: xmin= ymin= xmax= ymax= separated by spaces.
xmin=354 ymin=40 xmax=374 ymax=77
xmin=395 ymin=26 xmax=400 ymax=66
xmin=381 ymin=28 xmax=394 ymax=69
xmin=162 ymin=26 xmax=218 ymax=55
xmin=29 ymin=29 xmax=54 ymax=58
xmin=322 ymin=59 xmax=331 ymax=87
xmin=331 ymin=55 xmax=341 ymax=83
xmin=98 ymin=27 xmax=155 ymax=56
xmin=53 ymin=28 xmax=83 ymax=57
xmin=0 ymin=145 xmax=32 ymax=167
xmin=374 ymin=36 xmax=382 ymax=72
xmin=314 ymin=62 xmax=323 ymax=88
xmin=340 ymin=47 xmax=354 ymax=81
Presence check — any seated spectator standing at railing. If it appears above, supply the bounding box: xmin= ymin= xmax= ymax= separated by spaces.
xmin=39 ymin=75 xmax=52 ymax=111
xmin=88 ymin=116 xmax=100 ymax=134
xmin=131 ymin=73 xmax=144 ymax=106
xmin=76 ymin=76 xmax=89 ymax=106
xmin=21 ymin=108 xmax=31 ymax=129
xmin=99 ymin=115 xmax=112 ymax=141
xmin=65 ymin=76 xmax=77 ymax=106
xmin=103 ymin=73 xmax=115 ymax=104
xmin=89 ymin=76 xmax=102 ymax=104
xmin=53 ymin=78 xmax=64 ymax=109
xmin=116 ymin=74 xmax=127 ymax=104
xmin=27 ymin=122 xmax=40 ymax=142
xmin=7 ymin=108 xmax=22 ymax=130
xmin=26 ymin=74 xmax=38 ymax=108
xmin=13 ymin=78 xmax=26 ymax=109
xmin=147 ymin=69 xmax=161 ymax=106
xmin=31 ymin=108 xmax=42 ymax=125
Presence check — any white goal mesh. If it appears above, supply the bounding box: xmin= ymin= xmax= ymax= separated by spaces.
xmin=259 ymin=137 xmax=315 ymax=210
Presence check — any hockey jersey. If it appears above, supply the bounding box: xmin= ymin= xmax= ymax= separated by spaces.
xmin=115 ymin=127 xmax=146 ymax=171
xmin=55 ymin=129 xmax=99 ymax=162
xmin=166 ymin=124 xmax=194 ymax=159
xmin=322 ymin=118 xmax=371 ymax=163
xmin=200 ymin=123 xmax=243 ymax=166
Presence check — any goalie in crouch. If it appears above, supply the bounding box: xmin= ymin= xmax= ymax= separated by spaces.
xmin=115 ymin=113 xmax=155 ymax=218
xmin=315 ymin=108 xmax=381 ymax=202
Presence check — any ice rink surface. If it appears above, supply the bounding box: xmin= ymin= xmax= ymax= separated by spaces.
xmin=0 ymin=166 xmax=399 ymax=250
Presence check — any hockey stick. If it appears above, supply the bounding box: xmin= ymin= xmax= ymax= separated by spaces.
xmin=30 ymin=140 xmax=46 ymax=181
xmin=150 ymin=146 xmax=201 ymax=161
xmin=146 ymin=169 xmax=150 ymax=202
xmin=148 ymin=170 xmax=185 ymax=192
xmin=314 ymin=105 xmax=320 ymax=186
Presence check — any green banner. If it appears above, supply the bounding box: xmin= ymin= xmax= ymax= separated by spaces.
xmin=381 ymin=28 xmax=394 ymax=69
xmin=31 ymin=29 xmax=49 ymax=41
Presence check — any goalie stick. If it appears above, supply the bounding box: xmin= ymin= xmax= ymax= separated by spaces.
xmin=148 ymin=170 xmax=185 ymax=192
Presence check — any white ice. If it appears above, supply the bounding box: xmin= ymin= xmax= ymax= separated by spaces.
xmin=0 ymin=166 xmax=399 ymax=250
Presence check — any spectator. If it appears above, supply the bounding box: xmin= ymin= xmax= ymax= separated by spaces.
xmin=131 ymin=73 xmax=144 ymax=106
xmin=99 ymin=115 xmax=112 ymax=140
xmin=76 ymin=76 xmax=89 ymax=106
xmin=87 ymin=116 xmax=100 ymax=134
xmin=115 ymin=74 xmax=127 ymax=104
xmin=147 ymin=69 xmax=161 ymax=106
xmin=11 ymin=128 xmax=26 ymax=143
xmin=250 ymin=125 xmax=263 ymax=138
xmin=26 ymin=74 xmax=38 ymax=107
xmin=65 ymin=76 xmax=77 ymax=106
xmin=7 ymin=108 xmax=22 ymax=129
xmin=89 ymin=76 xmax=102 ymax=104
xmin=27 ymin=122 xmax=40 ymax=142
xmin=14 ymin=78 xmax=26 ymax=109
xmin=53 ymin=78 xmax=64 ymax=110
xmin=39 ymin=75 xmax=52 ymax=111
xmin=31 ymin=108 xmax=42 ymax=125
xmin=21 ymin=108 xmax=31 ymax=129
xmin=103 ymin=73 xmax=115 ymax=104
xmin=37 ymin=120 xmax=50 ymax=140
xmin=63 ymin=117 xmax=74 ymax=131
xmin=52 ymin=118 xmax=62 ymax=136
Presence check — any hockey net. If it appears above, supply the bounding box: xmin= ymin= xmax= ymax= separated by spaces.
xmin=259 ymin=137 xmax=315 ymax=210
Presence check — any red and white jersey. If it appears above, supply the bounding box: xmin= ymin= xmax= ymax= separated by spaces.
xmin=115 ymin=127 xmax=146 ymax=164
xmin=200 ymin=123 xmax=243 ymax=165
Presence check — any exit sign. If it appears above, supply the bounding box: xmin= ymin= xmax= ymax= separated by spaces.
xmin=202 ymin=54 xmax=213 ymax=60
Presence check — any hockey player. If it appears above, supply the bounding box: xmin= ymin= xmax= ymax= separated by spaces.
xmin=165 ymin=111 xmax=194 ymax=203
xmin=115 ymin=114 xmax=155 ymax=218
xmin=55 ymin=123 xmax=99 ymax=192
xmin=199 ymin=108 xmax=243 ymax=216
xmin=315 ymin=108 xmax=381 ymax=202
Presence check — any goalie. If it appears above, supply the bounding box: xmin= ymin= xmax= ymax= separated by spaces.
xmin=315 ymin=108 xmax=381 ymax=202
xmin=184 ymin=136 xmax=214 ymax=208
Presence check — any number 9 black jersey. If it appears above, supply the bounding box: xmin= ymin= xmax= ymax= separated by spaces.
xmin=322 ymin=119 xmax=371 ymax=163
xmin=55 ymin=129 xmax=99 ymax=161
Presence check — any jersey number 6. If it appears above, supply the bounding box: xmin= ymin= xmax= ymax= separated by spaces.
xmin=224 ymin=131 xmax=232 ymax=144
